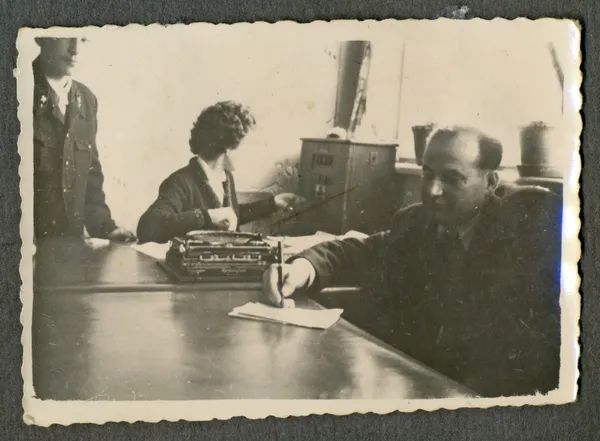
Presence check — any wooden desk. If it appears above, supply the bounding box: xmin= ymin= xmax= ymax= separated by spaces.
xmin=32 ymin=238 xmax=475 ymax=401
xmin=34 ymin=237 xmax=259 ymax=292
xmin=35 ymin=237 xmax=171 ymax=289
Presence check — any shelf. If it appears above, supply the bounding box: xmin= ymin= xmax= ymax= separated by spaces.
xmin=394 ymin=162 xmax=422 ymax=176
xmin=393 ymin=162 xmax=561 ymax=185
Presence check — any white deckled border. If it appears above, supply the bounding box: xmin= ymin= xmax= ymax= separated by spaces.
xmin=16 ymin=18 xmax=582 ymax=427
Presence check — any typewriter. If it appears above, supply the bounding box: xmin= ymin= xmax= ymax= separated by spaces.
xmin=160 ymin=230 xmax=279 ymax=282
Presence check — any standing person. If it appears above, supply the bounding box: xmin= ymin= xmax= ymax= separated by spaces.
xmin=261 ymin=126 xmax=562 ymax=398
xmin=33 ymin=37 xmax=135 ymax=241
xmin=136 ymin=101 xmax=304 ymax=244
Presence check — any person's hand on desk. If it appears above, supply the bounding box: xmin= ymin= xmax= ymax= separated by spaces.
xmin=273 ymin=193 xmax=306 ymax=211
xmin=261 ymin=258 xmax=316 ymax=307
xmin=208 ymin=207 xmax=238 ymax=231
xmin=107 ymin=227 xmax=137 ymax=243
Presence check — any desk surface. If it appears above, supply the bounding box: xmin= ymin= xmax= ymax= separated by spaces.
xmin=32 ymin=238 xmax=474 ymax=401
xmin=34 ymin=237 xmax=262 ymax=292
xmin=35 ymin=237 xmax=174 ymax=289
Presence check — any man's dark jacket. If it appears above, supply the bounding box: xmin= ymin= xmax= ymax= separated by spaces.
xmin=33 ymin=58 xmax=116 ymax=238
xmin=297 ymin=188 xmax=562 ymax=398
xmin=136 ymin=158 xmax=278 ymax=244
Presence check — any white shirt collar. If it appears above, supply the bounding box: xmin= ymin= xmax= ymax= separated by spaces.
xmin=436 ymin=213 xmax=480 ymax=251
xmin=45 ymin=76 xmax=72 ymax=114
xmin=45 ymin=76 xmax=72 ymax=96
xmin=196 ymin=156 xmax=227 ymax=184
xmin=196 ymin=156 xmax=228 ymax=204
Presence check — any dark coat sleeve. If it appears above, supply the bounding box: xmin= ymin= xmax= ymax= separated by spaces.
xmin=83 ymin=93 xmax=117 ymax=238
xmin=238 ymin=198 xmax=278 ymax=225
xmin=227 ymin=173 xmax=278 ymax=225
xmin=136 ymin=176 xmax=212 ymax=244
xmin=294 ymin=207 xmax=416 ymax=290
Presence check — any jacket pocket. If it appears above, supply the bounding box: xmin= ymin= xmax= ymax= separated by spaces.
xmin=65 ymin=138 xmax=92 ymax=223
xmin=73 ymin=137 xmax=92 ymax=172
xmin=33 ymin=131 xmax=58 ymax=172
xmin=74 ymin=136 xmax=93 ymax=151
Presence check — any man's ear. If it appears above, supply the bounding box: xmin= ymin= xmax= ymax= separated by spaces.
xmin=486 ymin=170 xmax=500 ymax=193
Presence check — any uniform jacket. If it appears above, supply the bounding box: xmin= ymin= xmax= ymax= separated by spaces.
xmin=136 ymin=158 xmax=278 ymax=244
xmin=297 ymin=188 xmax=563 ymax=397
xmin=33 ymin=58 xmax=116 ymax=238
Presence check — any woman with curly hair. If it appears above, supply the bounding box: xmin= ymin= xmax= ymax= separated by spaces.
xmin=137 ymin=101 xmax=302 ymax=244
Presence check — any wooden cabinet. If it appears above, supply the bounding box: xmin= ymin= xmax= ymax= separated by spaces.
xmin=283 ymin=138 xmax=398 ymax=235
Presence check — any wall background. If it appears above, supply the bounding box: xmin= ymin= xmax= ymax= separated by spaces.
xmin=68 ymin=27 xmax=339 ymax=231
xmin=357 ymin=20 xmax=571 ymax=167
xmin=26 ymin=21 xmax=573 ymax=231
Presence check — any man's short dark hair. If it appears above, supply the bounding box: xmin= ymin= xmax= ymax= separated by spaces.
xmin=189 ymin=101 xmax=256 ymax=161
xmin=428 ymin=126 xmax=503 ymax=171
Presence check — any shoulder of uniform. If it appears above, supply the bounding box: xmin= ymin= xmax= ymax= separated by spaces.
xmin=72 ymin=80 xmax=97 ymax=102
xmin=161 ymin=163 xmax=197 ymax=188
xmin=500 ymin=186 xmax=561 ymax=214
xmin=492 ymin=187 xmax=562 ymax=233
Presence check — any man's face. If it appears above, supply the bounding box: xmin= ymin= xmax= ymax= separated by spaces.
xmin=420 ymin=132 xmax=495 ymax=227
xmin=38 ymin=38 xmax=79 ymax=77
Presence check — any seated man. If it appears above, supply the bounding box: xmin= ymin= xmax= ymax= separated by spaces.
xmin=262 ymin=126 xmax=562 ymax=398
xmin=137 ymin=101 xmax=302 ymax=243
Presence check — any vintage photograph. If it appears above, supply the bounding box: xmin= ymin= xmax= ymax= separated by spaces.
xmin=17 ymin=19 xmax=581 ymax=426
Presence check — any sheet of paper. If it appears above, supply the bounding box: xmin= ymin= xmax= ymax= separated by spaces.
xmin=228 ymin=312 xmax=285 ymax=326
xmin=314 ymin=231 xmax=338 ymax=239
xmin=264 ymin=235 xmax=335 ymax=258
xmin=265 ymin=235 xmax=334 ymax=248
xmin=83 ymin=237 xmax=110 ymax=250
xmin=132 ymin=242 xmax=170 ymax=260
xmin=229 ymin=302 xmax=343 ymax=330
xmin=341 ymin=230 xmax=369 ymax=239
xmin=264 ymin=231 xmax=368 ymax=260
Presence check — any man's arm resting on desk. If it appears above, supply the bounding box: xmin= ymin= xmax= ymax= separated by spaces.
xmin=261 ymin=258 xmax=316 ymax=306
xmin=292 ymin=205 xmax=422 ymax=290
xmin=262 ymin=233 xmax=388 ymax=306
xmin=261 ymin=206 xmax=418 ymax=306
xmin=286 ymin=257 xmax=317 ymax=288
xmin=83 ymin=95 xmax=117 ymax=238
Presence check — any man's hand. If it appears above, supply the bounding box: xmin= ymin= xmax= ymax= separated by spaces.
xmin=273 ymin=193 xmax=306 ymax=210
xmin=261 ymin=258 xmax=316 ymax=307
xmin=208 ymin=207 xmax=238 ymax=231
xmin=107 ymin=227 xmax=137 ymax=243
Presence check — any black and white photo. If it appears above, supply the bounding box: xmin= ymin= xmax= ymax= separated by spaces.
xmin=17 ymin=19 xmax=581 ymax=426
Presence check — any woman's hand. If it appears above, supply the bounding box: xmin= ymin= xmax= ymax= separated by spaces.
xmin=107 ymin=227 xmax=137 ymax=243
xmin=208 ymin=207 xmax=238 ymax=231
xmin=273 ymin=193 xmax=306 ymax=210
